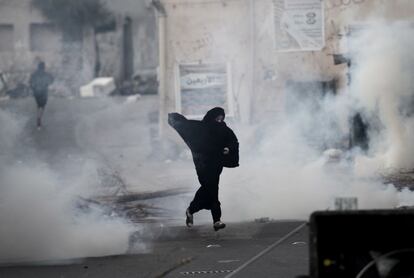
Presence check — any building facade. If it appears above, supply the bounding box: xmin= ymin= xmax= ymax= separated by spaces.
xmin=155 ymin=0 xmax=414 ymax=135
xmin=0 ymin=0 xmax=158 ymax=96
xmin=0 ymin=0 xmax=69 ymax=93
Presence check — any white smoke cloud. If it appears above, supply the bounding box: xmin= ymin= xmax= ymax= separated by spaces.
xmin=218 ymin=22 xmax=414 ymax=222
xmin=0 ymin=108 xmax=138 ymax=263
xmin=0 ymin=109 xmax=25 ymax=154
xmin=350 ymin=22 xmax=414 ymax=171
xmin=4 ymin=11 xmax=414 ymax=265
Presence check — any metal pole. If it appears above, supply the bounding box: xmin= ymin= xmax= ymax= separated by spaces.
xmin=248 ymin=0 xmax=256 ymax=124
xmin=152 ymin=0 xmax=167 ymax=137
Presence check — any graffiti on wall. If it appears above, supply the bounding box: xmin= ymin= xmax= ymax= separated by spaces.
xmin=172 ymin=31 xmax=215 ymax=59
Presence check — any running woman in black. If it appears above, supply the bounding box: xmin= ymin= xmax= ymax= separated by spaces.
xmin=168 ymin=107 xmax=239 ymax=231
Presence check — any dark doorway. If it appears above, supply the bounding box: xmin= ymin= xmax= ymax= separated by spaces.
xmin=122 ymin=17 xmax=134 ymax=81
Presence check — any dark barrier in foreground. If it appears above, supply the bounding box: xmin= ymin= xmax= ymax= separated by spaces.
xmin=299 ymin=209 xmax=414 ymax=278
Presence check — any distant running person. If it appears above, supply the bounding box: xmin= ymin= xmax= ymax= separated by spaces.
xmin=29 ymin=61 xmax=54 ymax=129
xmin=168 ymin=107 xmax=239 ymax=231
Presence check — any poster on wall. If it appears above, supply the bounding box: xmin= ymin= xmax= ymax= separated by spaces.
xmin=176 ymin=63 xmax=233 ymax=118
xmin=273 ymin=0 xmax=324 ymax=51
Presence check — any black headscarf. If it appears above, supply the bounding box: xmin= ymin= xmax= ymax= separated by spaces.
xmin=202 ymin=107 xmax=225 ymax=123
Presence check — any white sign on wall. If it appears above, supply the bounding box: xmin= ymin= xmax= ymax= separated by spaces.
xmin=176 ymin=63 xmax=233 ymax=118
xmin=273 ymin=0 xmax=324 ymax=51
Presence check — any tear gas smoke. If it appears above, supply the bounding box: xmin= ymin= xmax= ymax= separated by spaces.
xmin=0 ymin=104 xmax=142 ymax=263
xmin=3 ymin=12 xmax=414 ymax=265
xmin=219 ymin=22 xmax=414 ymax=222
xmin=350 ymin=23 xmax=414 ymax=173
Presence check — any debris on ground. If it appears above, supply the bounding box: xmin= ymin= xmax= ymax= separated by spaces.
xmin=78 ymin=176 xmax=189 ymax=223
xmin=380 ymin=169 xmax=414 ymax=190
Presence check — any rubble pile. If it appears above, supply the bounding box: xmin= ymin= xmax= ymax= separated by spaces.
xmin=381 ymin=170 xmax=414 ymax=190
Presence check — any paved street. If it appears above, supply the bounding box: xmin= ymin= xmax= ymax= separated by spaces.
xmin=0 ymin=96 xmax=310 ymax=277
xmin=0 ymin=220 xmax=309 ymax=278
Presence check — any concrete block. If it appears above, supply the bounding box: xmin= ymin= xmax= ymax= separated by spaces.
xmin=80 ymin=77 xmax=116 ymax=97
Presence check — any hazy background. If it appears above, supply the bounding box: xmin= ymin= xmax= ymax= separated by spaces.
xmin=220 ymin=22 xmax=414 ymax=221
xmin=1 ymin=6 xmax=414 ymax=264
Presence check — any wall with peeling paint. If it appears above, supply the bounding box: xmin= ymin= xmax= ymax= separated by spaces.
xmin=254 ymin=0 xmax=414 ymax=120
xmin=0 ymin=0 xmax=63 ymax=78
xmin=0 ymin=0 xmax=158 ymax=94
xmin=0 ymin=0 xmax=95 ymax=94
xmin=103 ymin=0 xmax=158 ymax=78
xmin=159 ymin=0 xmax=253 ymax=126
xmin=159 ymin=0 xmax=414 ymax=128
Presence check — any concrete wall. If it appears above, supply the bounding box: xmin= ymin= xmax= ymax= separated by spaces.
xmin=252 ymin=0 xmax=414 ymax=122
xmin=103 ymin=0 xmax=158 ymax=78
xmin=0 ymin=0 xmax=94 ymax=95
xmin=161 ymin=0 xmax=252 ymax=121
xmin=0 ymin=0 xmax=61 ymax=78
xmin=0 ymin=0 xmax=158 ymax=94
xmin=158 ymin=0 xmax=414 ymax=131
